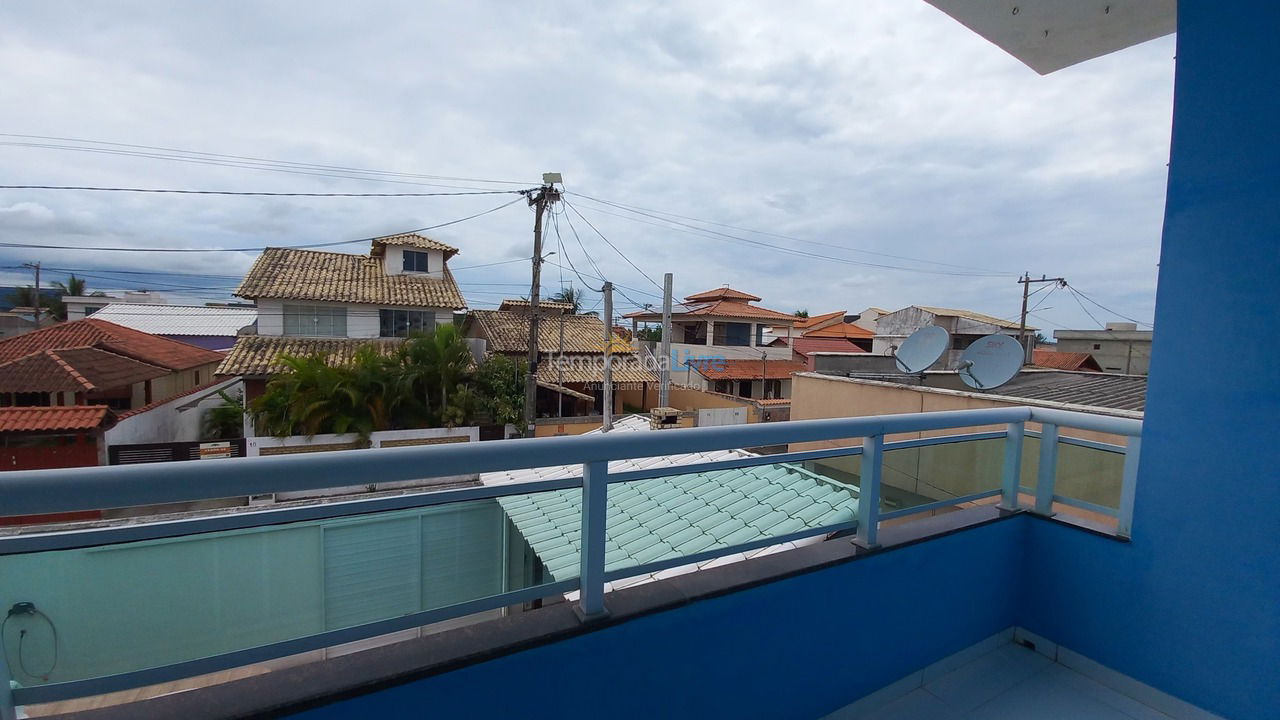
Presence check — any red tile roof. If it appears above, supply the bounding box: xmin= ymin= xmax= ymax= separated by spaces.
xmin=684 ymin=287 xmax=762 ymax=302
xmin=0 ymin=319 xmax=223 ymax=371
xmin=791 ymin=310 xmax=846 ymax=330
xmin=626 ymin=299 xmax=796 ymax=322
xmin=0 ymin=347 xmax=169 ymax=393
xmin=686 ymin=358 xmax=807 ymax=380
xmin=0 ymin=405 xmax=115 ymax=433
xmin=803 ymin=322 xmax=875 ymax=339
xmin=790 ymin=337 xmax=868 ymax=358
xmin=1032 ymin=349 xmax=1103 ymax=372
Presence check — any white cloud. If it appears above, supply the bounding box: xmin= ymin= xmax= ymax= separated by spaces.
xmin=0 ymin=0 xmax=1171 ymax=327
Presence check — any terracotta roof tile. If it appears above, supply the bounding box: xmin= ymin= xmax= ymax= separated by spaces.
xmin=0 ymin=347 xmax=168 ymax=393
xmin=216 ymin=336 xmax=403 ymax=377
xmin=235 ymin=247 xmax=467 ymax=308
xmin=0 ymin=319 xmax=224 ymax=371
xmin=804 ymin=322 xmax=875 ymax=339
xmin=792 ymin=310 xmax=845 ymax=330
xmin=470 ymin=310 xmax=634 ymax=355
xmin=0 ymin=405 xmax=115 ymax=433
xmin=536 ymin=355 xmax=658 ymax=384
xmin=626 ymin=299 xmax=796 ymax=322
xmin=1032 ymin=349 xmax=1102 ymax=372
xmin=497 ymin=299 xmax=574 ymax=313
xmin=683 ymin=287 xmax=762 ymax=302
xmin=686 ymin=358 xmax=807 ymax=381
xmin=790 ymin=337 xmax=868 ymax=358
xmin=370 ymin=233 xmax=459 ymax=258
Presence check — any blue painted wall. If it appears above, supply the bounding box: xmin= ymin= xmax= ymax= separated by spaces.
xmin=294 ymin=518 xmax=1023 ymax=720
xmin=1021 ymin=2 xmax=1280 ymax=717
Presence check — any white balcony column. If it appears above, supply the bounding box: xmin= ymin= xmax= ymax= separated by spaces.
xmin=1117 ymin=435 xmax=1142 ymax=538
xmin=705 ymin=320 xmax=715 ymax=346
xmin=1034 ymin=423 xmax=1060 ymax=515
xmin=854 ymin=434 xmax=884 ymax=549
xmin=577 ymin=460 xmax=610 ymax=620
xmin=1000 ymin=422 xmax=1025 ymax=511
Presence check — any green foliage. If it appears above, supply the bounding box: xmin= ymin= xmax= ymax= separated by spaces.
xmin=203 ymin=390 xmax=246 ymax=440
xmin=635 ymin=326 xmax=662 ymax=341
xmin=472 ymin=353 xmax=526 ymax=426
xmin=248 ymin=325 xmax=518 ymax=440
xmin=6 ymin=286 xmax=57 ymax=317
xmin=793 ymin=309 xmax=809 ymax=318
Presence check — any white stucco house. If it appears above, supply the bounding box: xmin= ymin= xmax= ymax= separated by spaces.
xmin=216 ymin=233 xmax=468 ymax=403
xmin=872 ymin=305 xmax=1034 ymax=369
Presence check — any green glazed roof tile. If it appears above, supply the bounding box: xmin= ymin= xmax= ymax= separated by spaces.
xmin=497 ymin=451 xmax=860 ymax=584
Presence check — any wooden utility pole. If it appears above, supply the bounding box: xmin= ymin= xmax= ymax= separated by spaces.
xmin=523 ymin=178 xmax=561 ymax=437
xmin=601 ymin=281 xmax=614 ymax=432
xmin=658 ymin=272 xmax=673 ymax=407
xmin=23 ymin=262 xmax=41 ymax=329
xmin=1017 ymin=273 xmax=1067 ymax=364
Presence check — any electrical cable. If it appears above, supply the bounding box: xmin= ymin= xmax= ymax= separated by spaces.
xmin=2 ymin=603 xmax=59 ymax=681
xmin=561 ymin=198 xmax=664 ymax=292
xmin=1065 ymin=284 xmax=1154 ymax=328
xmin=566 ymin=191 xmax=1015 ymax=277
xmin=0 ymin=185 xmax=525 ymax=197
xmin=1066 ymin=286 xmax=1107 ymax=329
xmin=0 ymin=196 xmax=524 ymax=253
xmin=0 ymin=133 xmax=537 ymax=186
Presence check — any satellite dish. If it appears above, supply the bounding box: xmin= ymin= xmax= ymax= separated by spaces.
xmin=894 ymin=326 xmax=950 ymax=373
xmin=958 ymin=334 xmax=1024 ymax=389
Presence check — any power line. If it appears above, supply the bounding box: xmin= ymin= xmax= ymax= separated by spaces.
xmin=565 ymin=195 xmax=1009 ymax=278
xmin=0 ymin=196 xmax=524 ymax=253
xmin=0 ymin=135 xmax=537 ymax=191
xmin=1065 ymin=284 xmax=1154 ymax=328
xmin=567 ymin=191 xmax=1015 ymax=276
xmin=0 ymin=184 xmax=525 ymax=197
xmin=1066 ymin=286 xmax=1107 ymax=329
xmin=561 ymin=198 xmax=664 ymax=292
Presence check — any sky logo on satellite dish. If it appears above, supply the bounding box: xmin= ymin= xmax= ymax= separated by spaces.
xmin=894 ymin=325 xmax=950 ymax=373
xmin=957 ymin=334 xmax=1024 ymax=390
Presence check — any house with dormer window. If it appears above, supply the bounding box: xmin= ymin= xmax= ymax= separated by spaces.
xmin=216 ymin=233 xmax=468 ymax=402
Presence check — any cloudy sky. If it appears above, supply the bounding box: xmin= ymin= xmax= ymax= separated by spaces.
xmin=0 ymin=1 xmax=1174 ymax=332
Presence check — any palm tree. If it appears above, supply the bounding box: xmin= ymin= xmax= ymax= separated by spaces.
xmin=203 ymin=391 xmax=246 ymax=439
xmin=398 ymin=325 xmax=474 ymax=425
xmin=51 ymin=274 xmax=89 ymax=297
xmin=48 ymin=274 xmax=107 ymax=321
xmin=550 ymin=285 xmax=585 ymax=314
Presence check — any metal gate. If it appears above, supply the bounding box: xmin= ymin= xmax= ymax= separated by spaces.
xmin=108 ymin=439 xmax=247 ymax=465
xmin=697 ymin=407 xmax=748 ymax=427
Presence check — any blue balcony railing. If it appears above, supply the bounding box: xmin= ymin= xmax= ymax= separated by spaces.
xmin=0 ymin=406 xmax=1140 ymax=711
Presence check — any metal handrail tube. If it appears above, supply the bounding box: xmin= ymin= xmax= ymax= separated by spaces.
xmin=0 ymin=407 xmax=1034 ymax=516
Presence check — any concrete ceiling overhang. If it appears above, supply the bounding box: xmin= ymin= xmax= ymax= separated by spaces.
xmin=925 ymin=0 xmax=1176 ymax=74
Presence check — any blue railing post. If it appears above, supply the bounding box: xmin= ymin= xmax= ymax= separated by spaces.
xmin=1034 ymin=423 xmax=1059 ymax=515
xmin=854 ymin=434 xmax=883 ymax=549
xmin=577 ymin=460 xmax=609 ymax=619
xmin=1117 ymin=435 xmax=1141 ymax=538
xmin=1000 ymin=422 xmax=1025 ymax=511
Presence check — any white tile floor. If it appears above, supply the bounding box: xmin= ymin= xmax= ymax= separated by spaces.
xmin=839 ymin=643 xmax=1179 ymax=720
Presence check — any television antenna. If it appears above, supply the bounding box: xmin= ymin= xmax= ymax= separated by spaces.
xmin=893 ymin=325 xmax=950 ymax=373
xmin=957 ymin=334 xmax=1024 ymax=390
